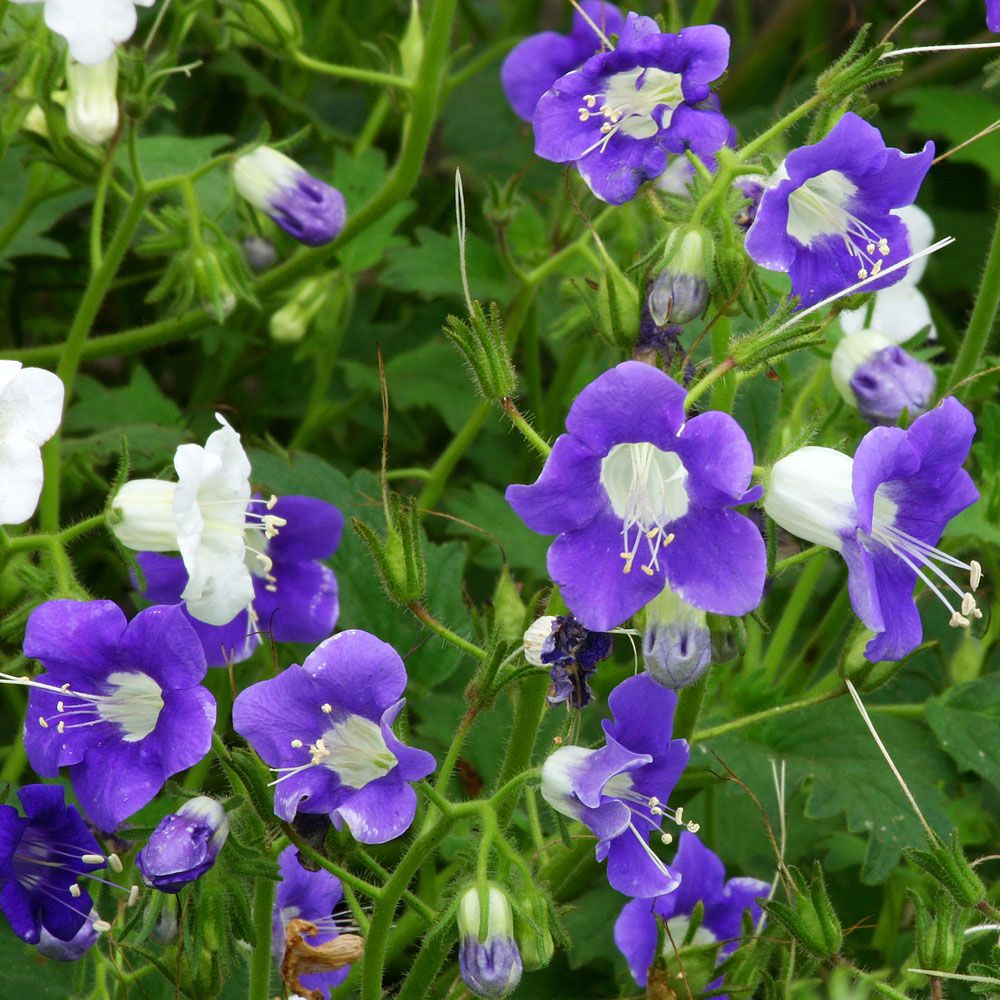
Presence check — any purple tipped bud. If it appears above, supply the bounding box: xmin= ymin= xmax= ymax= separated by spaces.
xmin=233 ymin=147 xmax=347 ymax=247
xmin=137 ymin=797 xmax=229 ymax=893
xmin=457 ymin=885 xmax=523 ymax=998
xmin=37 ymin=912 xmax=100 ymax=961
xmin=642 ymin=587 xmax=712 ymax=689
xmin=648 ymin=230 xmax=709 ymax=326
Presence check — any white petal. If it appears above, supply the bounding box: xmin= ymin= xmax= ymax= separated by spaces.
xmin=840 ymin=284 xmax=935 ymax=345
xmin=42 ymin=0 xmax=141 ymax=65
xmin=893 ymin=204 xmax=934 ymax=284
xmin=0 ymin=438 xmax=43 ymax=525
xmin=181 ymin=544 xmax=254 ymax=626
xmin=0 ymin=361 xmax=24 ymax=395
xmin=0 ymin=366 xmax=64 ymax=445
xmin=110 ymin=479 xmax=179 ymax=551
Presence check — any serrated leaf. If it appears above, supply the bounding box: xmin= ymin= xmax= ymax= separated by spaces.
xmin=926 ymin=678 xmax=1000 ymax=789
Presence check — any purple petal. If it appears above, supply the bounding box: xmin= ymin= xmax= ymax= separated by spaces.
xmin=662 ymin=103 xmax=732 ymax=159
xmin=273 ymin=766 xmax=345 ymax=823
xmin=71 ymin=742 xmax=168 ymax=831
xmin=268 ymin=495 xmax=344 ymax=562
xmin=502 ymin=32 xmax=595 ymax=122
xmin=783 ymin=113 xmax=887 ymax=188
xmin=744 ymin=180 xmax=796 ymax=271
xmin=615 ymin=897 xmax=658 ymax=986
xmin=655 ymin=831 xmax=726 ymax=919
xmin=676 ymin=410 xmax=755 ymax=507
xmin=23 ymin=600 xmax=124 ymax=681
xmin=576 ymin=133 xmax=669 ymax=205
xmin=862 ymin=545 xmax=924 ymax=662
xmin=1 ymin=880 xmax=39 ymax=943
xmin=605 ymin=674 xmax=678 ymax=756
xmin=156 ymin=687 xmax=216 ymax=776
xmin=708 ymin=876 xmax=769 ymax=944
xmin=119 ymin=604 xmax=208 ymax=689
xmin=379 ymin=701 xmax=436 ymax=782
xmin=256 ymin=561 xmax=339 ymax=645
xmin=672 ymin=24 xmax=731 ymax=93
xmin=331 ymin=775 xmax=418 ymax=844
xmin=853 ymin=141 xmax=934 ymax=212
xmin=605 ymin=827 xmax=680 ymax=898
xmin=572 ymin=733 xmax=653 ymax=809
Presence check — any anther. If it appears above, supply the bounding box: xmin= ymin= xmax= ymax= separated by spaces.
xmin=128 ymin=885 xmax=140 ymax=907
xmin=970 ymin=560 xmax=982 ymax=591
xmin=290 ymin=739 xmax=303 ymax=748
xmin=93 ymin=920 xmax=112 ymax=933
xmin=641 ymin=565 xmax=655 ymax=576
xmin=949 ymin=611 xmax=970 ymax=628
xmin=660 ymin=832 xmax=673 ymax=846
xmin=321 ymin=703 xmax=333 ymax=714
xmin=38 ymin=717 xmax=49 ymax=729
xmin=81 ymin=854 xmax=105 ymax=865
xmin=961 ymin=593 xmax=977 ymax=616
xmin=266 ymin=494 xmax=279 ymax=510
xmin=673 ymin=807 xmax=684 ymax=825
xmin=57 ymin=701 xmax=64 ymax=712
xmin=686 ymin=821 xmax=700 ymax=833
xmin=553 ymin=736 xmax=563 ymax=746
xmin=650 ymin=806 xmax=663 ymax=816
xmin=648 ymin=797 xmax=660 ymax=807
xmin=70 ymin=884 xmax=81 ymax=898
xmin=108 ymin=853 xmax=123 ymax=873
xmin=57 ymin=722 xmax=65 ymax=734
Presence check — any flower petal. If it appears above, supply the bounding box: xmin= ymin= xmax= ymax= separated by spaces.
xmin=331 ymin=775 xmax=418 ymax=844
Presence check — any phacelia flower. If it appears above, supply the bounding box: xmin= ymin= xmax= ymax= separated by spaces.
xmin=745 ymin=112 xmax=934 ymax=308
xmin=615 ymin=831 xmax=768 ymax=990
xmin=272 ymin=846 xmax=355 ymax=997
xmin=66 ymin=54 xmax=119 ymax=144
xmin=523 ymin=614 xmax=613 ymax=708
xmin=15 ymin=600 xmax=216 ymax=831
xmin=763 ymin=397 xmax=981 ymax=662
xmin=642 ymin=585 xmax=712 ymax=689
xmin=501 ymin=1 xmax=625 ymax=122
xmin=37 ymin=911 xmax=100 ymax=961
xmin=831 ymin=330 xmax=935 ymax=426
xmin=0 ymin=360 xmax=64 ymax=526
xmin=233 ymin=630 xmax=436 ymax=843
xmin=111 ymin=414 xmax=267 ymax=627
xmin=647 ymin=230 xmax=709 ymax=326
xmin=540 ymin=674 xmax=690 ymax=897
xmin=0 ymin=784 xmax=109 ymax=945
xmin=532 ymin=14 xmax=732 ymax=204
xmin=10 ymin=0 xmax=155 ymax=64
xmin=233 ymin=147 xmax=347 ymax=247
xmin=137 ymin=797 xmax=229 ymax=893
xmin=506 ymin=361 xmax=765 ymax=632
xmin=137 ymin=494 xmax=342 ymax=667
xmin=457 ymin=884 xmax=523 ymax=998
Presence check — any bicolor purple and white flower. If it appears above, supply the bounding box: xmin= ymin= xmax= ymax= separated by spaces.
xmin=0 ymin=360 xmax=64 ymax=526
xmin=641 ymin=585 xmax=712 ymax=690
xmin=647 ymin=230 xmax=709 ymax=327
xmin=233 ymin=147 xmax=347 ymax=247
xmin=540 ymin=674 xmax=690 ymax=898
xmin=137 ymin=797 xmax=229 ymax=893
xmin=745 ymin=113 xmax=934 ymax=308
xmin=501 ymin=1 xmax=625 ymax=121
xmin=764 ymin=397 xmax=981 ymax=662
xmin=523 ymin=614 xmax=613 ymax=709
xmin=506 ymin=361 xmax=765 ymax=632
xmin=457 ymin=884 xmax=523 ymax=998
xmin=532 ymin=14 xmax=732 ymax=204
xmin=137 ymin=494 xmax=342 ymax=667
xmin=12 ymin=600 xmax=216 ymax=831
xmin=272 ymin=846 xmax=355 ymax=996
xmin=615 ymin=831 xmax=768 ymax=991
xmin=233 ymin=630 xmax=436 ymax=844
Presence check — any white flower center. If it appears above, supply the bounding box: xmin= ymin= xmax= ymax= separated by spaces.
xmin=601 ymin=442 xmax=688 ymax=576
xmin=315 ymin=715 xmax=398 ymax=789
xmin=578 ymin=67 xmax=685 ymax=154
xmin=96 ymin=672 xmax=164 ymax=742
xmin=785 ymin=169 xmax=892 ymax=279
xmin=662 ymin=916 xmax=718 ymax=951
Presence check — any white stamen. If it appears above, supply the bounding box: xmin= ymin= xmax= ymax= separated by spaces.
xmin=108 ymin=853 xmax=123 ymax=873
xmin=970 ymin=560 xmax=982 ymax=591
xmin=70 ymin=884 xmax=82 ymax=898
xmin=128 ymin=885 xmax=140 ymax=906
xmin=93 ymin=920 xmax=112 ymax=933
xmin=81 ymin=854 xmax=105 ymax=865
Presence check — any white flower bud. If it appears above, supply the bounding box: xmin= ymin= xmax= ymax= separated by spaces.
xmin=66 ymin=55 xmax=119 ymax=146
xmin=110 ymin=479 xmax=179 ymax=552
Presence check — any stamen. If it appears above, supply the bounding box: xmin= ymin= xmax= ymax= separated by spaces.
xmin=128 ymin=885 xmax=140 ymax=907
xmin=291 ymin=739 xmax=303 ymax=748
xmin=70 ymin=884 xmax=81 ymax=898
xmin=93 ymin=920 xmax=112 ymax=933
xmin=970 ymin=560 xmax=982 ymax=591
xmin=321 ymin=703 xmax=333 ymax=714
xmin=81 ymin=854 xmax=105 ymax=865
xmin=108 ymin=853 xmax=123 ymax=873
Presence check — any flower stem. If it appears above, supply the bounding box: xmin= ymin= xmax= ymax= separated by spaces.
xmin=409 ymin=602 xmax=487 ymax=661
xmin=248 ymin=872 xmax=276 ymax=1000
xmin=691 ymin=688 xmax=843 ymax=743
xmin=673 ymin=674 xmax=709 ymax=742
xmin=493 ymin=672 xmax=550 ymax=827
xmin=417 ymin=402 xmax=491 ymax=512
xmin=501 ymin=397 xmax=552 ymax=457
xmin=291 ymin=49 xmax=413 ymax=89
xmin=738 ymin=93 xmax=824 ymax=161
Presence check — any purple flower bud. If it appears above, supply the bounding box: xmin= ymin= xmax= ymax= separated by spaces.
xmin=457 ymin=885 xmax=523 ymax=998
xmin=642 ymin=587 xmax=712 ymax=689
xmin=137 ymin=797 xmax=229 ymax=893
xmin=242 ymin=235 xmax=278 ymax=273
xmin=648 ymin=231 xmax=709 ymax=326
xmin=233 ymin=147 xmax=347 ymax=247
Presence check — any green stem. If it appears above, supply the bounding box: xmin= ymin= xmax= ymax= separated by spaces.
xmin=692 ymin=688 xmax=843 ymax=743
xmin=501 ymin=398 xmax=551 ymax=457
xmin=292 ymin=49 xmax=413 ymax=89
xmin=417 ymin=402 xmax=490 ymax=512
xmin=684 ymin=358 xmax=736 ymax=410
xmin=672 ymin=674 xmax=709 ymax=742
xmin=773 ymin=544 xmax=824 ymax=575
xmin=493 ymin=673 xmax=549 ymax=827
xmin=248 ymin=873 xmax=276 ymax=1000
xmin=410 ymin=602 xmax=487 ymax=661
xmin=949 ymin=199 xmax=1000 ymax=396
xmin=89 ymin=153 xmax=115 ymax=273
xmin=760 ymin=551 xmax=827 ymax=681
xmin=738 ymin=93 xmax=824 ymax=161
xmin=710 ymin=315 xmax=736 ymax=412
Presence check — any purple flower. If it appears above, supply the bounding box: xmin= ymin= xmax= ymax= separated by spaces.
xmin=745 ymin=112 xmax=934 ymax=309
xmin=233 ymin=630 xmax=436 ymax=843
xmin=272 ymin=845 xmax=353 ymax=996
xmin=540 ymin=674 xmax=690 ymax=898
xmin=501 ymin=1 xmax=626 ymax=121
xmin=17 ymin=601 xmax=216 ymax=832
xmin=137 ymin=494 xmax=343 ymax=667
xmin=989 ymin=1 xmax=1000 ymax=31
xmin=506 ymin=361 xmax=766 ymax=632
xmin=532 ymin=14 xmax=731 ymax=204
xmin=614 ymin=831 xmax=769 ymax=991
xmin=523 ymin=614 xmax=613 ymax=708
xmin=137 ymin=797 xmax=229 ymax=893
xmin=457 ymin=885 xmax=523 ymax=998
xmin=37 ymin=912 xmax=100 ymax=961
xmin=0 ymin=784 xmax=106 ymax=946
xmin=764 ymin=397 xmax=982 ymax=662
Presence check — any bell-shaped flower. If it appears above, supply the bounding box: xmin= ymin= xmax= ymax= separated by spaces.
xmin=233 ymin=147 xmax=347 ymax=247
xmin=457 ymin=884 xmax=523 ymax=998
xmin=9 ymin=0 xmax=156 ymax=65
xmin=540 ymin=674 xmax=690 ymax=897
xmin=615 ymin=831 xmax=769 ymax=990
xmin=532 ymin=13 xmax=732 ymax=204
xmin=0 ymin=360 xmax=64 ymax=525
xmin=831 ymin=330 xmax=935 ymax=426
xmin=501 ymin=1 xmax=625 ymax=121
xmin=14 ymin=600 xmax=216 ymax=831
xmin=137 ymin=797 xmax=229 ymax=893
xmin=763 ymin=397 xmax=982 ymax=662
xmin=642 ymin=585 xmax=712 ymax=689
xmin=136 ymin=494 xmax=343 ymax=667
xmin=111 ymin=414 xmax=263 ymax=626
xmin=506 ymin=361 xmax=765 ymax=632
xmin=66 ymin=54 xmax=119 ymax=145
xmin=745 ymin=113 xmax=933 ymax=308
xmin=523 ymin=613 xmax=613 ymax=709
xmin=233 ymin=630 xmax=436 ymax=843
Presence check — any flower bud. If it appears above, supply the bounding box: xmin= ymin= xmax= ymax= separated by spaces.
xmin=648 ymin=230 xmax=709 ymax=326
xmin=642 ymin=587 xmax=712 ymax=689
xmin=109 ymin=479 xmax=180 ymax=552
xmin=137 ymin=797 xmax=229 ymax=893
xmin=759 ymin=863 xmax=842 ymax=962
xmin=398 ymin=0 xmax=424 ymax=81
xmin=913 ymin=890 xmax=967 ymax=975
xmin=66 ymin=54 xmax=119 ymax=146
xmin=235 ymin=0 xmax=302 ymax=48
xmin=906 ymin=833 xmax=985 ymax=908
xmin=192 ymin=247 xmax=237 ymax=323
xmin=352 ymin=494 xmax=427 ymax=607
xmin=443 ymin=301 xmax=516 ymax=400
xmin=831 ymin=332 xmax=935 ymax=426
xmin=515 ymin=893 xmax=554 ymax=971
xmin=37 ymin=912 xmax=100 ymax=961
xmin=523 ymin=616 xmax=558 ymax=666
xmin=242 ymin=235 xmax=278 ymax=273
xmin=233 ymin=147 xmax=347 ymax=247
xmin=457 ymin=885 xmax=523 ymax=998
xmin=269 ymin=275 xmax=331 ymax=343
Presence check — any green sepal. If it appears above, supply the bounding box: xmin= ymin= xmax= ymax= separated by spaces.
xmin=442 ymin=300 xmax=516 ymax=400
xmin=905 ymin=832 xmax=985 ymax=907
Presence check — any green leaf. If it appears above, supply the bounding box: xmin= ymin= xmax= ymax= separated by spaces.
xmin=926 ymin=678 xmax=1000 ymax=789
xmin=113 ymin=134 xmax=232 ymax=183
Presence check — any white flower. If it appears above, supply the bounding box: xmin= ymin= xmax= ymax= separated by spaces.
xmin=111 ymin=414 xmax=262 ymax=626
xmin=66 ymin=54 xmax=119 ymax=145
xmin=10 ymin=0 xmax=156 ymax=65
xmin=0 ymin=361 xmax=64 ymax=525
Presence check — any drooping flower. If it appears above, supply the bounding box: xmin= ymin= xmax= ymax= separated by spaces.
xmin=66 ymin=54 xmax=119 ymax=145
xmin=532 ymin=14 xmax=732 ymax=204
xmin=233 ymin=147 xmax=347 ymax=247
xmin=15 ymin=600 xmax=216 ymax=831
xmin=540 ymin=674 xmax=690 ymax=897
xmin=272 ymin=846 xmax=355 ymax=997
xmin=0 ymin=784 xmax=108 ymax=945
xmin=111 ymin=414 xmax=266 ymax=627
xmin=501 ymin=1 xmax=625 ymax=121
xmin=641 ymin=585 xmax=712 ymax=689
xmin=9 ymin=0 xmax=156 ymax=64
xmin=233 ymin=630 xmax=436 ymax=843
xmin=745 ymin=113 xmax=934 ymax=309
xmin=615 ymin=831 xmax=768 ymax=991
xmin=647 ymin=230 xmax=709 ymax=326
xmin=457 ymin=884 xmax=523 ymax=998
xmin=137 ymin=494 xmax=343 ymax=667
xmin=523 ymin=614 xmax=613 ymax=708
xmin=0 ymin=360 xmax=64 ymax=526
xmin=763 ymin=397 xmax=981 ymax=662
xmin=137 ymin=797 xmax=229 ymax=893
xmin=506 ymin=361 xmax=766 ymax=632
